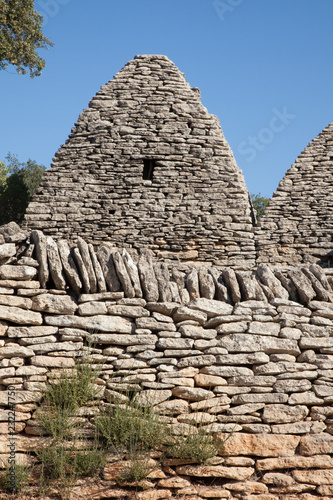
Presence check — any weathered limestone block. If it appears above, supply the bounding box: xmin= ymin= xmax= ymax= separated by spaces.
xmin=172 ymin=386 xmax=214 ymax=401
xmin=202 ymin=365 xmax=253 ymax=378
xmin=198 ymin=267 xmax=215 ymax=299
xmin=0 ymin=305 xmax=42 ymax=325
xmin=0 ymin=294 xmax=32 ymax=309
xmin=216 ymin=321 xmax=248 ymax=333
xmin=133 ymin=389 xmax=172 ymax=406
xmin=288 ymin=392 xmax=324 ymax=405
xmin=263 ymin=404 xmax=309 ymax=424
xmin=136 ymin=317 xmax=176 ymax=331
xmin=57 ymin=239 xmax=82 ymax=294
xmin=78 ymin=301 xmax=108 ymax=316
xmin=79 ymin=292 xmax=123 ymax=302
xmin=30 ymin=230 xmax=49 ymax=288
xmin=45 ymin=236 xmax=66 ymax=290
xmin=155 ymin=399 xmax=190 ymax=415
xmin=218 ymin=334 xmax=300 ymax=355
xmin=154 ymin=262 xmax=173 ymax=302
xmin=0 ymin=265 xmax=37 ymax=281
xmin=208 ymin=268 xmax=229 ymax=302
xmin=186 ymin=268 xmax=200 ymax=301
xmin=157 ymin=338 xmax=194 ymax=350
xmin=257 ymin=455 xmax=333 ymax=471
xmin=113 ymin=251 xmax=135 ymax=298
xmin=292 ymin=469 xmax=333 ymax=485
xmin=77 ymin=236 xmax=97 ymax=293
xmin=303 ymin=267 xmax=333 ymax=302
xmin=0 ymin=344 xmax=34 ymax=358
xmin=96 ymin=246 xmax=121 ymax=292
xmin=176 ymin=464 xmax=254 ymax=480
xmin=236 ymin=271 xmax=265 ymax=301
xmin=73 ymin=247 xmax=91 ymax=293
xmin=0 ymin=243 xmax=16 ymax=260
xmin=31 ymin=294 xmax=77 ymax=314
xmin=0 ymin=222 xmax=26 ymax=243
xmin=121 ymin=249 xmax=142 ymax=298
xmin=194 ymin=373 xmax=227 ymax=387
xmin=248 ymin=321 xmax=280 ymax=336
xmin=173 ymin=306 xmax=207 ymax=324
xmin=7 ymin=325 xmax=58 ymax=338
xmin=89 ymin=334 xmax=157 ymax=345
xmin=256 ymin=264 xmax=289 ymax=300
xmin=215 ymin=353 xmax=269 ymax=365
xmin=288 ymin=269 xmax=316 ymax=304
xmin=272 ymin=421 xmax=326 ymax=434
xmin=45 ymin=314 xmax=133 ymax=333
xmin=222 ymin=268 xmax=241 ymax=303
xmin=31 ymin=356 xmax=75 ymax=367
xmin=89 ymin=244 xmax=107 ymax=293
xmin=179 ymin=325 xmax=217 ymax=340
xmin=218 ymin=433 xmax=300 ymax=457
xmin=178 ymin=355 xmax=216 ymax=368
xmin=299 ymin=433 xmax=333 ymax=455
xmin=187 ymin=298 xmax=233 ymax=317
xmin=232 ymin=394 xmax=289 ymax=404
xmin=138 ymin=249 xmax=159 ymax=302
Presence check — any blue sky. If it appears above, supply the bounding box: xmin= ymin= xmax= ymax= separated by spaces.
xmin=1 ymin=0 xmax=332 ymax=198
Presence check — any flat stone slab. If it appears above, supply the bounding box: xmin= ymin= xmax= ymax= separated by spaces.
xmin=44 ymin=314 xmax=133 ymax=333
xmin=0 ymin=305 xmax=43 ymax=325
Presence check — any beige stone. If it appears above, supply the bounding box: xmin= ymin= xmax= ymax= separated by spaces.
xmin=172 ymin=386 xmax=214 ymax=401
xmin=224 ymin=481 xmax=268 ymax=494
xmin=45 ymin=313 xmax=133 ymax=332
xmin=292 ymin=469 xmax=333 ymax=485
xmin=257 ymin=455 xmax=333 ymax=470
xmin=155 ymin=399 xmax=189 ymax=415
xmin=218 ymin=433 xmax=300 ymax=457
xmin=0 ymin=305 xmax=42 ymax=325
xmin=176 ymin=464 xmax=254 ymax=480
xmin=194 ymin=373 xmax=227 ymax=387
xmin=299 ymin=433 xmax=333 ymax=455
xmin=0 ymin=265 xmax=37 ymax=280
xmin=31 ymin=293 xmax=77 ymax=314
xmin=263 ymin=404 xmax=309 ymax=424
xmin=0 ymin=344 xmax=34 ymax=358
xmin=31 ymin=356 xmax=75 ymax=367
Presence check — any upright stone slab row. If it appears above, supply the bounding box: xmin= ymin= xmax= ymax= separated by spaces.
xmin=256 ymin=122 xmax=333 ymax=266
xmin=23 ymin=54 xmax=255 ymax=268
xmin=1 ymin=225 xmax=333 ymax=498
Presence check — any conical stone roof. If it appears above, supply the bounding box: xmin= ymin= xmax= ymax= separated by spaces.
xmin=25 ymin=55 xmax=255 ymax=267
xmin=256 ymin=122 xmax=333 ymax=266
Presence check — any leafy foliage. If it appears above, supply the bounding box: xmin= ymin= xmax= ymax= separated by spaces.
xmin=0 ymin=0 xmax=53 ymax=77
xmin=250 ymin=192 xmax=270 ymax=221
xmin=0 ymin=153 xmax=45 ymax=225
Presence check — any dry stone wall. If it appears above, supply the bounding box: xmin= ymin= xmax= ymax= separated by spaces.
xmin=256 ymin=122 xmax=333 ymax=267
xmin=1 ymin=223 xmax=333 ymax=498
xmin=23 ymin=54 xmax=255 ymax=268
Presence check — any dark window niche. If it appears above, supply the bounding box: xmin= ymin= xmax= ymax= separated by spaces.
xmin=143 ymin=159 xmax=156 ymax=180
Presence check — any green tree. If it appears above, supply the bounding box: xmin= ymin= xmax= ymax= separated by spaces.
xmin=0 ymin=0 xmax=53 ymax=77
xmin=250 ymin=192 xmax=270 ymax=221
xmin=0 ymin=153 xmax=46 ymax=225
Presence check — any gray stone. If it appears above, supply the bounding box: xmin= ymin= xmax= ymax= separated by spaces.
xmin=138 ymin=249 xmax=159 ymax=301
xmin=256 ymin=264 xmax=289 ymax=300
xmin=122 ymin=249 xmax=142 ymax=298
xmin=0 ymin=344 xmax=34 ymax=358
xmin=179 ymin=325 xmax=217 ymax=340
xmin=7 ymin=326 xmax=58 ymax=338
xmin=154 ymin=262 xmax=173 ymax=302
xmin=0 ymin=294 xmax=32 ymax=309
xmin=45 ymin=314 xmax=133 ymax=333
xmin=57 ymin=239 xmax=82 ymax=294
xmin=89 ymin=244 xmax=107 ymax=293
xmin=113 ymin=251 xmax=135 ymax=298
xmin=0 ymin=305 xmax=42 ymax=325
xmin=46 ymin=236 xmax=66 ymax=290
xmin=198 ymin=267 xmax=215 ymax=299
xmin=208 ymin=268 xmax=229 ymax=302
xmin=187 ymin=298 xmax=233 ymax=317
xmin=222 ymin=268 xmax=241 ymax=303
xmin=219 ymin=334 xmax=300 ymax=355
xmin=0 ymin=243 xmax=16 ymax=260
xmin=73 ymin=247 xmax=91 ymax=293
xmin=77 ymin=236 xmax=97 ymax=293
xmin=30 ymin=230 xmax=49 ymax=288
xmin=186 ymin=268 xmax=200 ymax=300
xmin=263 ymin=404 xmax=309 ymax=424
xmin=31 ymin=294 xmax=77 ymax=314
xmin=0 ymin=265 xmax=37 ymax=281
xmin=172 ymin=386 xmax=214 ymax=401
xmin=96 ymin=246 xmax=122 ymax=292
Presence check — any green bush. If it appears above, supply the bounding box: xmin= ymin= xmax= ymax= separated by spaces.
xmin=167 ymin=426 xmax=218 ymax=464
xmin=0 ymin=463 xmax=31 ymax=494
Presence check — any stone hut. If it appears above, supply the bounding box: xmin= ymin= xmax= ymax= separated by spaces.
xmin=24 ymin=54 xmax=256 ymax=268
xmin=256 ymin=122 xmax=333 ymax=267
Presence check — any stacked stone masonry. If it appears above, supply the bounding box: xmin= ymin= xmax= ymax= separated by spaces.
xmin=1 ymin=223 xmax=333 ymax=498
xmin=23 ymin=54 xmax=256 ymax=268
xmin=256 ymin=122 xmax=333 ymax=267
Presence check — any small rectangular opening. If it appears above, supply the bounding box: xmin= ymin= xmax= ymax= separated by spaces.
xmin=143 ymin=159 xmax=155 ymax=180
